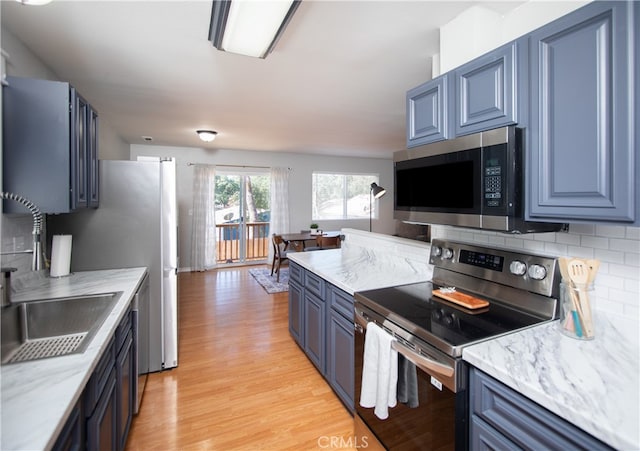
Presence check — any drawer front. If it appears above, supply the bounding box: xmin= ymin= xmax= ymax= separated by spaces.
xmin=304 ymin=271 xmax=325 ymax=299
xmin=470 ymin=415 xmax=517 ymax=451
xmin=470 ymin=368 xmax=611 ymax=450
xmin=289 ymin=261 xmax=304 ymax=284
xmin=329 ymin=285 xmax=354 ymax=321
xmin=115 ymin=308 xmax=132 ymax=352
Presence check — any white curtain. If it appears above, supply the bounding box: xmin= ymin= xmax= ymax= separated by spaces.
xmin=268 ymin=167 xmax=290 ymax=262
xmin=191 ymin=165 xmax=217 ymax=271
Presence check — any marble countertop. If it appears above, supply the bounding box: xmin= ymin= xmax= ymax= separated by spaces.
xmin=463 ymin=312 xmax=639 ymax=449
xmin=1 ymin=268 xmax=148 ymax=451
xmin=287 ymin=247 xmax=432 ymax=295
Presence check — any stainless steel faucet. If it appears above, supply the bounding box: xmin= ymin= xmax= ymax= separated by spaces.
xmin=1 ymin=192 xmax=47 ymax=271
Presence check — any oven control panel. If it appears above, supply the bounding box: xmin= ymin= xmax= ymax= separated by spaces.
xmin=459 ymin=248 xmax=504 ymax=271
xmin=429 ymin=239 xmax=559 ymax=298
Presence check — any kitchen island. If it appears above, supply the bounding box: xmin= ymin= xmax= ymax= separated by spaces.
xmin=286 ymin=229 xmax=434 ymax=411
xmin=1 ymin=267 xmax=147 ymax=451
xmin=463 ymin=312 xmax=639 ymax=449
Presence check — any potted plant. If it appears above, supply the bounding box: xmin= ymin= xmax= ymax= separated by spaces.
xmin=310 ymin=223 xmax=319 ymax=235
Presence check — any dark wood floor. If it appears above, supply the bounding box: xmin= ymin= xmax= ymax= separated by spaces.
xmin=125 ymin=265 xmax=355 ymax=450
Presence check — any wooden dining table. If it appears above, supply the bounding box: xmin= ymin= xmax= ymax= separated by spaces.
xmin=280 ymin=231 xmax=340 ymax=251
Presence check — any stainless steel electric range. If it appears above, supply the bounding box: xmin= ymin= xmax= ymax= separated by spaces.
xmin=354 ymin=239 xmax=561 ymax=450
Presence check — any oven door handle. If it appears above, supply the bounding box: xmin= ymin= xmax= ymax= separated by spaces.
xmin=391 ymin=340 xmax=454 ymax=379
xmin=354 ymin=311 xmax=368 ymax=331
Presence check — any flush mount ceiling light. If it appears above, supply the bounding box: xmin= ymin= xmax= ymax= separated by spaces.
xmin=208 ymin=0 xmax=301 ymax=59
xmin=197 ymin=130 xmax=218 ymax=142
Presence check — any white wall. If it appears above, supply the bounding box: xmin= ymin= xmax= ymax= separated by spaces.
xmin=438 ymin=1 xmax=590 ymax=74
xmin=130 ymin=144 xmax=394 ymax=270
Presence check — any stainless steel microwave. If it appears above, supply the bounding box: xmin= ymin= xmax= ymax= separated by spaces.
xmin=394 ymin=126 xmax=563 ymax=233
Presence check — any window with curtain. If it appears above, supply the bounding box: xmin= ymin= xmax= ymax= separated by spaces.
xmin=312 ymin=172 xmax=380 ymax=220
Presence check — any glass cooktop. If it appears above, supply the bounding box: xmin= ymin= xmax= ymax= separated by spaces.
xmin=355 ymin=281 xmax=546 ymax=353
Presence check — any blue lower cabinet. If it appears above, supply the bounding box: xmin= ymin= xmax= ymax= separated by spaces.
xmin=470 ymin=368 xmax=612 ymax=450
xmin=53 ymin=307 xmax=136 ymax=451
xmin=116 ymin=331 xmax=134 ymax=450
xmin=86 ymin=368 xmax=117 ymax=451
xmin=304 ymin=291 xmax=326 ymax=374
xmin=289 ymin=265 xmax=355 ymax=412
xmin=327 ymin=309 xmax=354 ymax=412
xmin=470 ymin=415 xmax=518 ymax=451
xmin=288 ymin=279 xmax=304 ymax=345
xmin=52 ymin=399 xmax=84 ymax=451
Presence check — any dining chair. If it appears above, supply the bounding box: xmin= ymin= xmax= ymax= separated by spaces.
xmin=304 ymin=235 xmax=341 ymax=251
xmin=298 ymin=229 xmax=314 ymax=250
xmin=270 ymin=234 xmax=290 ymax=282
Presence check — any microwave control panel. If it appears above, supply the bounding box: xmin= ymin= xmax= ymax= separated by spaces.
xmin=483 ymin=144 xmax=507 ymax=210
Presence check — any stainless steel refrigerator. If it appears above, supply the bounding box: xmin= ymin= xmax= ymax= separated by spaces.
xmin=48 ymin=158 xmax=178 ymax=373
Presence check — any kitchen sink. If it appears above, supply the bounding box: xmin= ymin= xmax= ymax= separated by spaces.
xmin=1 ymin=292 xmax=122 ymax=365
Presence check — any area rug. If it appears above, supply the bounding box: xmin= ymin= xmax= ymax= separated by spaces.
xmin=249 ymin=267 xmax=289 ymax=294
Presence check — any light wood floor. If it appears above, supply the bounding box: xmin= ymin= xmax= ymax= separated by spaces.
xmin=125 ymin=266 xmax=356 ymax=450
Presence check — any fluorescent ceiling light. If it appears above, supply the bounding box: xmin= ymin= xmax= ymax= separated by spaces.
xmin=15 ymin=0 xmax=53 ymax=4
xmin=209 ymin=0 xmax=301 ymax=59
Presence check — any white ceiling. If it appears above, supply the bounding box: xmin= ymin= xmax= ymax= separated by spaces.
xmin=1 ymin=0 xmax=522 ymax=159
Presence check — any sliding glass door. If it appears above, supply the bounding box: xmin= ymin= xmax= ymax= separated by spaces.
xmin=214 ymin=169 xmax=270 ymax=265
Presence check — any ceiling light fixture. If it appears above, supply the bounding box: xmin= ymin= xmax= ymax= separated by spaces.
xmin=208 ymin=0 xmax=301 ymax=59
xmin=15 ymin=0 xmax=53 ymax=5
xmin=197 ymin=130 xmax=218 ymax=142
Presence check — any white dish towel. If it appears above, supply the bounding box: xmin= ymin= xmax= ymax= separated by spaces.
xmin=359 ymin=322 xmax=398 ymax=420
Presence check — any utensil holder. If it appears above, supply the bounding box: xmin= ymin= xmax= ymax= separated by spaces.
xmin=559 ymin=281 xmax=595 ymax=340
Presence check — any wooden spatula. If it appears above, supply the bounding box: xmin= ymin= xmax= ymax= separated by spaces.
xmin=586 ymin=259 xmax=600 ymax=284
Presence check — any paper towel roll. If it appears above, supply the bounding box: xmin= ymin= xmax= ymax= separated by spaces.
xmin=50 ymin=235 xmax=72 ymax=277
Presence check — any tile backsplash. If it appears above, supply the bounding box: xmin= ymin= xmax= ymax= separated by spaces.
xmin=431 ymin=224 xmax=640 ymax=320
xmin=1 ymin=214 xmax=36 ymax=273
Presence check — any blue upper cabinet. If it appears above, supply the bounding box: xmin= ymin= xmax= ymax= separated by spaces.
xmin=527 ymin=1 xmax=638 ymax=224
xmin=406 ymin=74 xmax=452 ymax=147
xmin=454 ymin=39 xmax=524 ymax=137
xmin=406 ymin=39 xmax=525 ymax=148
xmin=2 ymin=76 xmax=100 ymax=213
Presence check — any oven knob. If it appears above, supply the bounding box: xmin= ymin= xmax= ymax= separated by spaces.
xmin=432 ymin=246 xmax=442 ymax=257
xmin=509 ymin=260 xmax=527 ymax=276
xmin=527 ymin=264 xmax=547 ymax=280
xmin=442 ymin=248 xmax=454 ymax=260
